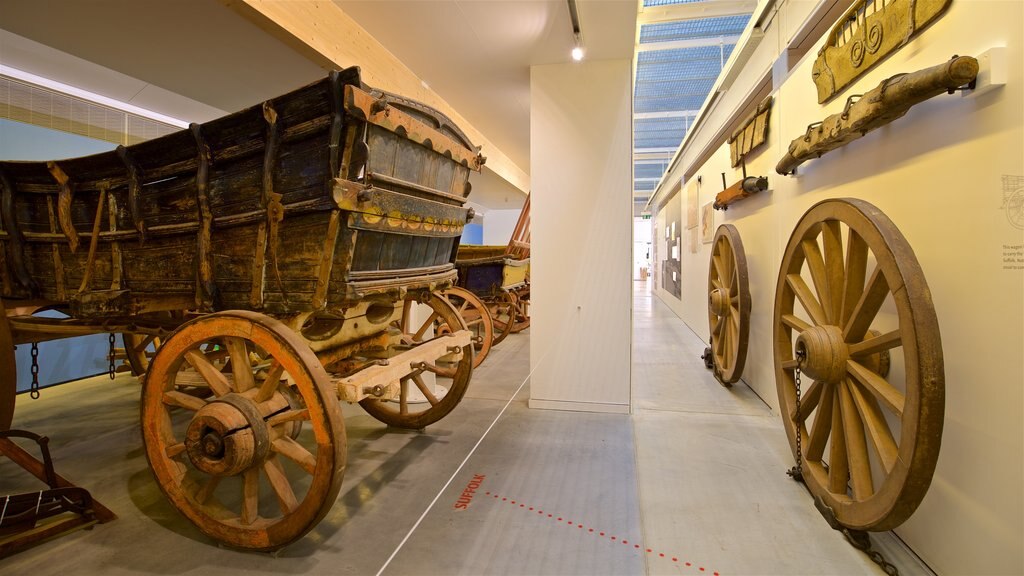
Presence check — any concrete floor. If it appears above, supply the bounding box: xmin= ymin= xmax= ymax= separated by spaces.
xmin=0 ymin=283 xmax=933 ymax=575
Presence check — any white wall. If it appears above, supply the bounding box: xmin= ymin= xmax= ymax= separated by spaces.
xmin=529 ymin=58 xmax=632 ymax=414
xmin=651 ymin=1 xmax=1023 ymax=573
xmin=482 ymin=209 xmax=522 ymax=246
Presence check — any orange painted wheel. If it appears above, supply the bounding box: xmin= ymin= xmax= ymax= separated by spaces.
xmin=438 ymin=287 xmax=493 ymax=369
xmin=359 ymin=293 xmax=473 ymax=429
xmin=141 ymin=310 xmax=345 ymax=551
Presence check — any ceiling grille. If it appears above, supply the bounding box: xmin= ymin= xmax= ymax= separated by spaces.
xmin=0 ymin=75 xmax=179 ymax=146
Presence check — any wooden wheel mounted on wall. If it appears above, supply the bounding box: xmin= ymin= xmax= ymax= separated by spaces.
xmin=1 ymin=304 xmax=15 ymax=431
xmin=437 ymin=287 xmax=493 ymax=369
xmin=707 ymin=224 xmax=751 ymax=386
xmin=774 ymin=198 xmax=944 ymax=532
xmin=141 ymin=310 xmax=346 ymax=551
xmin=359 ymin=293 xmax=474 ymax=429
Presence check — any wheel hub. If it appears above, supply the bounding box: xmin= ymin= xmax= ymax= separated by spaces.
xmin=795 ymin=325 xmax=848 ymax=383
xmin=185 ymin=393 xmax=270 ymax=477
xmin=709 ymin=288 xmax=730 ymax=317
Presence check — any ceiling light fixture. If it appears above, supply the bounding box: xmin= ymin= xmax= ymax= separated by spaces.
xmin=567 ymin=0 xmax=584 ymax=61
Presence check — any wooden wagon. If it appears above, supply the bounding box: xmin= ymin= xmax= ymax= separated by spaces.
xmin=0 ymin=67 xmax=484 ymax=551
xmin=449 ymin=194 xmax=530 ymax=348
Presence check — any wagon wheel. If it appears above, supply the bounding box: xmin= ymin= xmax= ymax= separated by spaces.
xmin=0 ymin=305 xmax=15 ymax=431
xmin=707 ymin=224 xmax=751 ymax=386
xmin=438 ymin=287 xmax=493 ymax=369
xmin=141 ymin=310 xmax=346 ymax=551
xmin=774 ymin=198 xmax=943 ymax=532
xmin=123 ymin=332 xmax=162 ymax=376
xmin=359 ymin=293 xmax=473 ymax=429
xmin=510 ymin=286 xmax=530 ymax=333
xmin=488 ymin=291 xmax=517 ymax=346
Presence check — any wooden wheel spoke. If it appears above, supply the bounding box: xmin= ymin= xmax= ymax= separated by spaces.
xmin=241 ymin=467 xmax=259 ymax=525
xmin=134 ymin=334 xmax=157 ymax=353
xmin=399 ymin=379 xmax=410 ymax=416
xmin=458 ymin=300 xmax=470 ymax=314
xmin=839 ymin=381 xmax=874 ymax=499
xmin=184 ymin=349 xmax=232 ymax=397
xmin=165 ymin=442 xmax=187 ymax=459
xmin=273 ymin=436 xmax=317 ymax=475
xmin=786 ymin=274 xmax=828 ymax=326
xmin=847 ymin=377 xmax=898 ymax=472
xmin=806 ymin=381 xmax=835 ymax=461
xmin=843 ymin=265 xmax=889 ymax=343
xmin=781 ymin=314 xmax=812 ymax=333
xmin=848 ymin=360 xmax=904 ymax=417
xmin=267 ymin=408 xmax=310 ymax=427
xmin=828 ymin=390 xmax=850 ymax=494
xmin=712 ymin=254 xmax=726 ymax=285
xmin=841 ymin=229 xmax=869 ymax=326
xmin=729 ymin=271 xmax=738 ymax=296
xmin=790 ymin=378 xmax=823 ymax=423
xmin=711 ymin=277 xmax=725 ymax=292
xmin=254 ymin=361 xmax=285 ymax=403
xmin=413 ymin=311 xmax=440 ymax=341
xmin=195 ymin=476 xmax=221 ymax=505
xmin=263 ymin=457 xmax=298 ymax=515
xmin=801 ymin=238 xmax=834 ymax=324
xmin=224 ymin=337 xmax=255 ymax=392
xmin=411 ymin=373 xmax=440 ymax=406
xmin=163 ymin=390 xmax=207 ymax=411
xmin=822 ymin=220 xmax=845 ymax=324
xmin=848 ymin=329 xmax=902 ymax=357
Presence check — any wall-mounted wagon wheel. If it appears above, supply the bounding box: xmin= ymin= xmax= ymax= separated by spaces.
xmin=0 ymin=307 xmax=15 ymax=431
xmin=510 ymin=286 xmax=530 ymax=333
xmin=438 ymin=287 xmax=493 ymax=369
xmin=359 ymin=293 xmax=473 ymax=430
xmin=141 ymin=310 xmax=346 ymax=551
xmin=774 ymin=198 xmax=943 ymax=532
xmin=487 ymin=291 xmax=517 ymax=346
xmin=707 ymin=224 xmax=751 ymax=386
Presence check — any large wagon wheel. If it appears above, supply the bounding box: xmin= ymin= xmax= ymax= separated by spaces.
xmin=774 ymin=198 xmax=943 ymax=532
xmin=707 ymin=224 xmax=751 ymax=386
xmin=510 ymin=286 xmax=530 ymax=333
xmin=0 ymin=305 xmax=15 ymax=431
xmin=141 ymin=310 xmax=346 ymax=551
xmin=487 ymin=291 xmax=517 ymax=346
xmin=123 ymin=332 xmax=162 ymax=376
xmin=438 ymin=287 xmax=493 ymax=369
xmin=359 ymin=293 xmax=473 ymax=429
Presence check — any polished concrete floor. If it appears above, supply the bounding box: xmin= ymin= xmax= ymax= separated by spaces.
xmin=1 ymin=283 xmax=932 ymax=574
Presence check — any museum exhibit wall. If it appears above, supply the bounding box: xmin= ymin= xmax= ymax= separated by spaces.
xmin=529 ymin=58 xmax=632 ymax=413
xmin=482 ymin=209 xmax=522 ymax=246
xmin=649 ymin=1 xmax=1023 ymax=573
xmin=0 ymin=119 xmax=117 ymax=392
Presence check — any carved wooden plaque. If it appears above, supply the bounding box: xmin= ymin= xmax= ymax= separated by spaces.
xmin=812 ymin=0 xmax=953 ymax=103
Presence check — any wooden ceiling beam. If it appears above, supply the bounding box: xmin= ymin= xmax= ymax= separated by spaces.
xmin=222 ymin=0 xmax=530 ymax=194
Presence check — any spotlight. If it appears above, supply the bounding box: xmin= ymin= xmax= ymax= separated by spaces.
xmin=571 ymin=46 xmax=584 ymax=61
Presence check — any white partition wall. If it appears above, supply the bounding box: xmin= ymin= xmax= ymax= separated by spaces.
xmin=529 ymin=59 xmax=632 ymax=414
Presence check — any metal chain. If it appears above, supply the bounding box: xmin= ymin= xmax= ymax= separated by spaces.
xmin=844 ymin=529 xmax=900 ymax=576
xmin=30 ymin=342 xmax=40 ymax=399
xmin=108 ymin=333 xmax=117 ymax=380
xmin=787 ymin=349 xmax=806 ymax=481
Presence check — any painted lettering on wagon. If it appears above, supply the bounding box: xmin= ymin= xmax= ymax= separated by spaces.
xmin=454 ymin=474 xmax=486 ymax=510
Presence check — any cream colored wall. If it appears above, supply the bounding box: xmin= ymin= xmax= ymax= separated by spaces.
xmin=653 ymin=1 xmax=1023 ymax=573
xmin=529 ymin=58 xmax=633 ymax=413
xmin=482 ymin=209 xmax=521 ymax=246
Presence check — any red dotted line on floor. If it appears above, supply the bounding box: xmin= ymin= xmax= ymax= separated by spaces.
xmin=484 ymin=491 xmax=719 ymax=575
